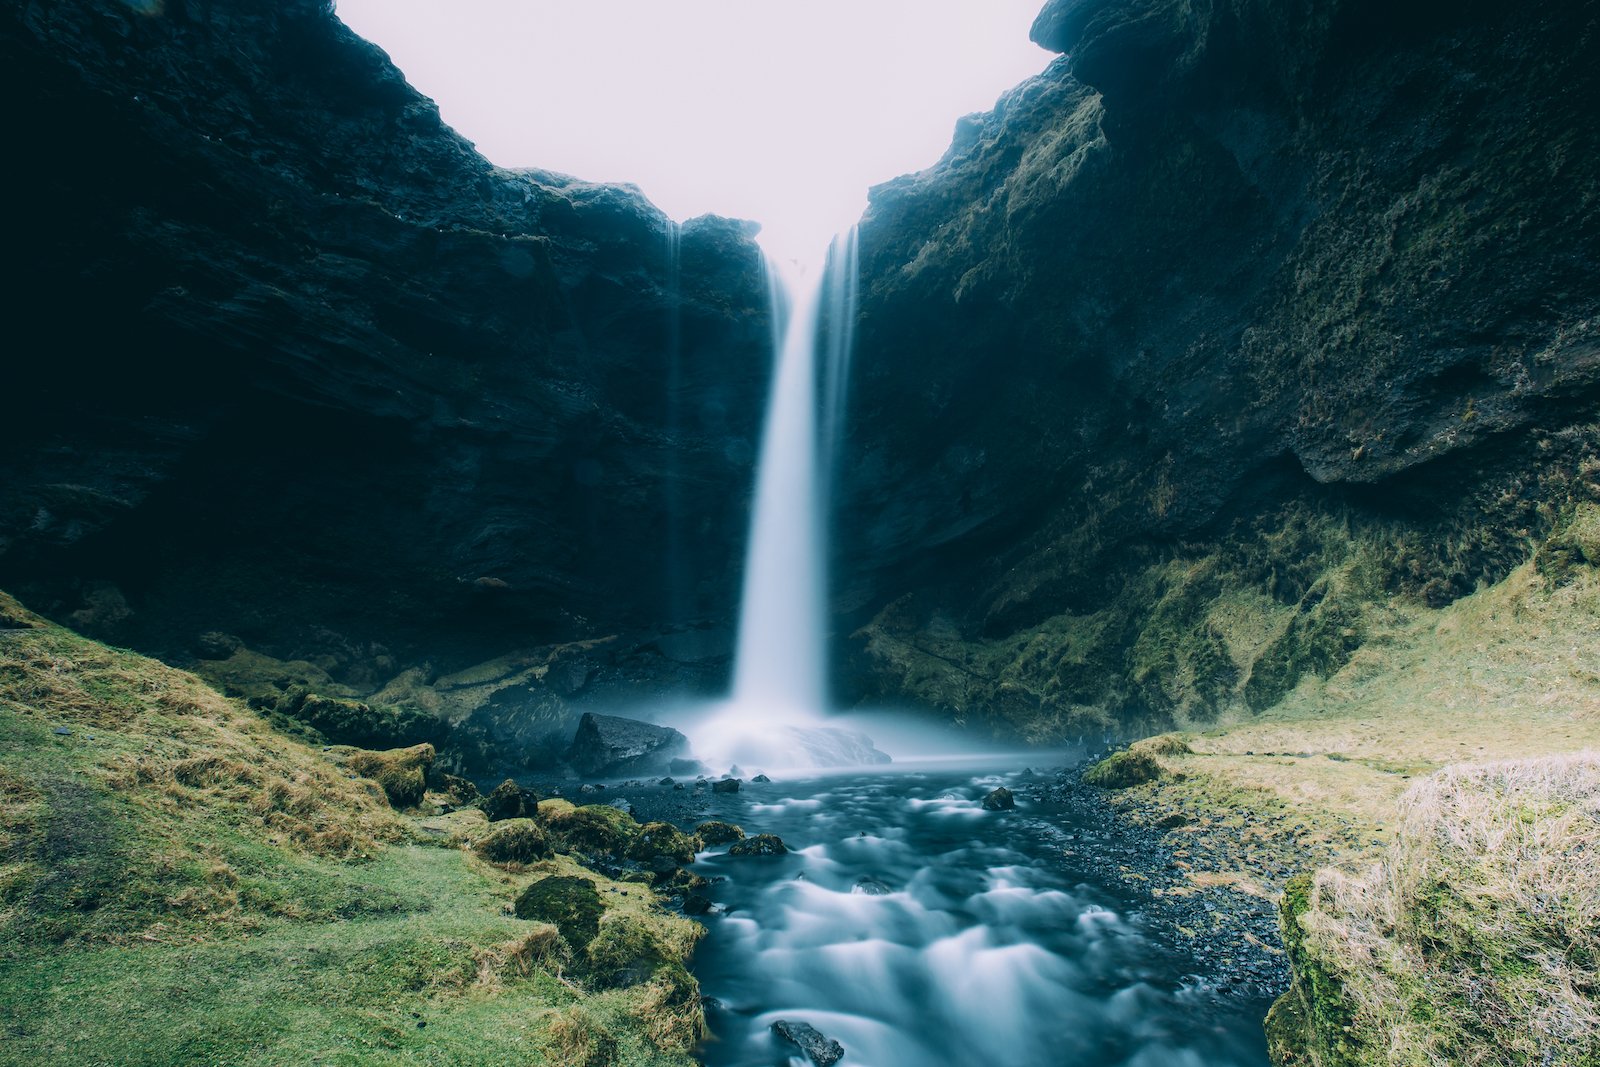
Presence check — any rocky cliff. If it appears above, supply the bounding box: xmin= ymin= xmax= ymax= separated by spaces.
xmin=839 ymin=0 xmax=1600 ymax=737
xmin=1 ymin=0 xmax=770 ymax=759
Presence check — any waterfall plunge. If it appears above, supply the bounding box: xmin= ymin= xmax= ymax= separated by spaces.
xmin=693 ymin=233 xmax=870 ymax=771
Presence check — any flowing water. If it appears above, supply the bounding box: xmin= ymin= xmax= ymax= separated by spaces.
xmin=676 ymin=762 xmax=1273 ymax=1067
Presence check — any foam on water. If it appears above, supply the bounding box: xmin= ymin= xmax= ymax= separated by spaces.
xmin=688 ymin=764 xmax=1273 ymax=1067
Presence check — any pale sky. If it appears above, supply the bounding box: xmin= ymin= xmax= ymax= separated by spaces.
xmin=332 ymin=0 xmax=1052 ymax=265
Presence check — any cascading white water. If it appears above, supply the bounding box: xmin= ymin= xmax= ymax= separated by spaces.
xmin=690 ymin=233 xmax=868 ymax=770
xmin=730 ymin=253 xmax=828 ymax=716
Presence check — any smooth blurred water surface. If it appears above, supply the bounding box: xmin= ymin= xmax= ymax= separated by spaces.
xmin=688 ymin=762 xmax=1273 ymax=1067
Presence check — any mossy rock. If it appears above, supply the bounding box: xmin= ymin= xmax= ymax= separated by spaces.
xmin=694 ymin=820 xmax=744 ymax=845
xmin=1082 ymin=750 xmax=1164 ymax=789
xmin=627 ymin=822 xmax=698 ymax=868
xmin=1263 ymin=989 xmax=1315 ymax=1065
xmin=545 ymin=804 xmax=639 ymax=856
xmin=479 ymin=778 xmax=538 ymax=821
xmin=473 ymin=819 xmax=549 ymax=866
xmin=1132 ymin=733 xmax=1192 ymax=757
xmin=281 ymin=689 xmax=446 ymax=751
xmin=727 ymin=833 xmax=787 ymax=857
xmin=584 ymin=916 xmax=673 ymax=989
xmin=514 ymin=875 xmax=604 ymax=948
xmin=426 ymin=769 xmax=480 ymax=805
xmin=346 ymin=743 xmax=434 ymax=808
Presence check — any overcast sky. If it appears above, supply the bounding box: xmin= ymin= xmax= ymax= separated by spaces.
xmin=332 ymin=0 xmax=1052 ymax=264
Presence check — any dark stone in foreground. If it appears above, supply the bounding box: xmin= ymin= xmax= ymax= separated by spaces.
xmin=480 ymin=779 xmax=539 ymax=822
xmin=683 ymin=893 xmax=713 ymax=916
xmin=712 ymin=777 xmax=741 ymax=794
xmin=772 ymin=1020 xmax=844 ymax=1067
xmin=567 ymin=713 xmax=688 ymax=777
xmin=982 ymin=786 xmax=1016 ymax=811
xmin=728 ymin=833 xmax=787 ymax=857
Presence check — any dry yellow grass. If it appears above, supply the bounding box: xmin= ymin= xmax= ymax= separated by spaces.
xmin=1278 ymin=755 xmax=1600 ymax=1065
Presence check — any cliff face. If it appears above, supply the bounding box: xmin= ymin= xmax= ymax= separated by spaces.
xmin=839 ymin=0 xmax=1600 ymax=735
xmin=1 ymin=2 xmax=769 ymax=716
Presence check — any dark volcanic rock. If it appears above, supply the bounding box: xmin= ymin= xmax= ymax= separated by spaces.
xmin=480 ymin=778 xmax=540 ymax=822
xmin=711 ymin=777 xmax=741 ymax=794
xmin=1 ymin=0 xmax=768 ymax=697
xmin=566 ymin=713 xmax=688 ymax=777
xmin=728 ymin=833 xmax=787 ymax=857
xmin=981 ymin=787 xmax=1016 ymax=811
xmin=771 ymin=1020 xmax=844 ymax=1067
xmin=841 ymin=0 xmax=1600 ymax=736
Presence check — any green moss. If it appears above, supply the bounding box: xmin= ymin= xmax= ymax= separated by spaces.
xmin=693 ymin=821 xmax=744 ymax=845
xmin=345 ymin=743 xmax=434 ymax=809
xmin=473 ymin=818 xmax=549 ymax=866
xmin=627 ymin=822 xmax=698 ymax=867
xmin=545 ymin=804 xmax=641 ymax=856
xmin=727 ymin=834 xmax=787 ymax=857
xmin=585 ymin=917 xmax=673 ymax=989
xmin=514 ymin=875 xmax=605 ymax=948
xmin=1083 ymin=750 xmax=1165 ymax=789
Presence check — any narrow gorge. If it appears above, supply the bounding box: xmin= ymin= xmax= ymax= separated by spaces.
xmin=3 ymin=0 xmax=1598 ymax=1065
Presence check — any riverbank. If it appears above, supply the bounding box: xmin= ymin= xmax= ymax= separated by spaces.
xmin=1075 ymin=561 xmax=1600 ymax=1061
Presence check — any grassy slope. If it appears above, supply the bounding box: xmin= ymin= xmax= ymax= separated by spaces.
xmin=0 ymin=592 xmax=696 ymax=1067
xmin=1082 ymin=562 xmax=1600 ymax=1061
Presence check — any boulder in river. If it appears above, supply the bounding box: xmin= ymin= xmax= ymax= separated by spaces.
xmin=852 ymin=876 xmax=893 ymax=896
xmin=982 ymin=786 xmax=1016 ymax=811
xmin=772 ymin=1019 xmax=844 ymax=1067
xmin=712 ymin=777 xmax=741 ymax=794
xmin=566 ymin=712 xmax=688 ymax=777
xmin=695 ymin=820 xmax=745 ymax=845
xmin=728 ymin=833 xmax=787 ymax=857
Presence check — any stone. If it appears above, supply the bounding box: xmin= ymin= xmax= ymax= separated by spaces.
xmin=566 ymin=713 xmax=688 ymax=777
xmin=473 ymin=819 xmax=549 ymax=865
xmin=752 ymin=773 xmax=771 ymax=783
xmin=728 ymin=834 xmax=787 ymax=857
xmin=982 ymin=786 xmax=1016 ymax=811
xmin=852 ymin=877 xmax=893 ymax=896
xmin=712 ymin=778 xmax=741 ymax=794
xmin=683 ymin=893 xmax=714 ymax=916
xmin=480 ymin=779 xmax=539 ymax=822
xmin=695 ymin=821 xmax=745 ymax=845
xmin=771 ymin=1019 xmax=844 ymax=1067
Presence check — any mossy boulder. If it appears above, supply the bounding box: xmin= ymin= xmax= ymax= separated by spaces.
xmin=545 ymin=804 xmax=639 ymax=857
xmin=426 ymin=769 xmax=480 ymax=805
xmin=1082 ymin=750 xmax=1164 ymax=789
xmin=473 ymin=819 xmax=549 ymax=866
xmin=694 ymin=820 xmax=745 ymax=845
xmin=281 ymin=689 xmax=446 ymax=751
xmin=627 ymin=822 xmax=699 ymax=869
xmin=480 ymin=778 xmax=539 ymax=822
xmin=513 ymin=875 xmax=605 ymax=948
xmin=727 ymin=833 xmax=787 ymax=857
xmin=584 ymin=916 xmax=674 ymax=989
xmin=346 ymin=743 xmax=434 ymax=808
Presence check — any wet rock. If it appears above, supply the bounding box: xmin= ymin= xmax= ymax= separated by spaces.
xmin=752 ymin=773 xmax=772 ymax=783
xmin=683 ymin=893 xmax=714 ymax=916
xmin=696 ymin=821 xmax=745 ymax=845
xmin=658 ymin=777 xmax=675 ymax=786
xmin=627 ymin=821 xmax=698 ymax=868
xmin=852 ymin=876 xmax=893 ymax=896
xmin=982 ymin=786 xmax=1016 ymax=810
xmin=728 ymin=833 xmax=787 ymax=857
xmin=566 ymin=713 xmax=688 ymax=777
xmin=480 ymin=778 xmax=539 ymax=822
xmin=712 ymin=778 xmax=741 ymax=794
xmin=772 ymin=1019 xmax=844 ymax=1067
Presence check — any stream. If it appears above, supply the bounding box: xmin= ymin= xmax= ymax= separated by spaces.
xmin=623 ymin=760 xmax=1274 ymax=1067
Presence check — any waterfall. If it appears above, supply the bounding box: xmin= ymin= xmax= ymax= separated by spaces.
xmin=730 ymin=252 xmax=828 ymax=715
xmin=692 ymin=231 xmax=872 ymax=770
